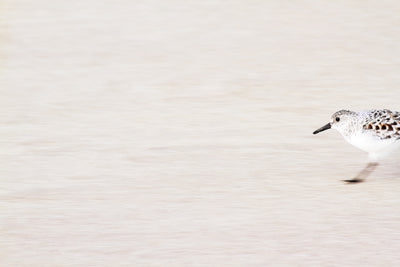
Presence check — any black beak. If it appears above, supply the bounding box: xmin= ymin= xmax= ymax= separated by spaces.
xmin=313 ymin=123 xmax=331 ymax=134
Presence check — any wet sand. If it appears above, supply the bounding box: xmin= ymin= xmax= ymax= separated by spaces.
xmin=1 ymin=0 xmax=400 ymax=266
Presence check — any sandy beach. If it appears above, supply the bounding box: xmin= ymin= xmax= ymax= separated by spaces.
xmin=1 ymin=0 xmax=400 ymax=266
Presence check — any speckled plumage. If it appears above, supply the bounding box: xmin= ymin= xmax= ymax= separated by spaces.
xmin=313 ymin=109 xmax=400 ymax=183
xmin=361 ymin=109 xmax=400 ymax=140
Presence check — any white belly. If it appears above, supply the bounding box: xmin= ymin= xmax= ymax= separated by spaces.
xmin=344 ymin=132 xmax=400 ymax=160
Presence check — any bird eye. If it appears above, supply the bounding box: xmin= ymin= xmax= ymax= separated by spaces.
xmin=335 ymin=117 xmax=340 ymax=122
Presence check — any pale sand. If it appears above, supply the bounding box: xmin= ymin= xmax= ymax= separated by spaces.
xmin=1 ymin=0 xmax=400 ymax=266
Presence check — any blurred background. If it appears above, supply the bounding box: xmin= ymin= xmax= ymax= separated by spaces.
xmin=1 ymin=0 xmax=400 ymax=266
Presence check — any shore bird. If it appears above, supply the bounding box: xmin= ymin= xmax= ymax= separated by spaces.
xmin=313 ymin=109 xmax=400 ymax=183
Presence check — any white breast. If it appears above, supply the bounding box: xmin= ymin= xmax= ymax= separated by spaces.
xmin=345 ymin=132 xmax=399 ymax=155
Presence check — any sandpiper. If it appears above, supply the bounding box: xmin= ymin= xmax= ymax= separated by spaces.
xmin=313 ymin=109 xmax=400 ymax=183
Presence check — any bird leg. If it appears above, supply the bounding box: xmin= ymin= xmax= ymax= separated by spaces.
xmin=343 ymin=162 xmax=379 ymax=183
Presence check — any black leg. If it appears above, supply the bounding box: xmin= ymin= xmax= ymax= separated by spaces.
xmin=343 ymin=162 xmax=379 ymax=183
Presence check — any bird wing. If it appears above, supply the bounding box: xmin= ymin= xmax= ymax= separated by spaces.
xmin=362 ymin=109 xmax=400 ymax=140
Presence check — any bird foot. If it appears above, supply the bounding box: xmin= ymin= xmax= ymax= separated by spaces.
xmin=343 ymin=178 xmax=364 ymax=183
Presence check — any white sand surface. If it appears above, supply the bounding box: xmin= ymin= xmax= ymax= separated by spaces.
xmin=1 ymin=1 xmax=400 ymax=266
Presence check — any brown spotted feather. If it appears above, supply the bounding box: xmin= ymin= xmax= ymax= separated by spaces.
xmin=362 ymin=109 xmax=400 ymax=139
